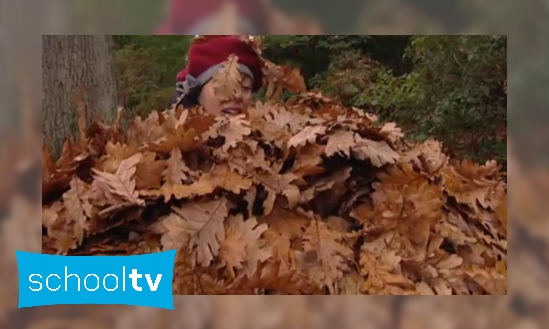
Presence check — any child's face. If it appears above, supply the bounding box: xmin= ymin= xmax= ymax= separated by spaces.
xmin=198 ymin=74 xmax=254 ymax=116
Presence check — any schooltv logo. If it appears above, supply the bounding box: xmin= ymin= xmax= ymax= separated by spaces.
xmin=16 ymin=249 xmax=176 ymax=309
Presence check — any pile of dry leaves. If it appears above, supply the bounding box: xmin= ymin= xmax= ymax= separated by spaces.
xmin=41 ymin=41 xmax=506 ymax=295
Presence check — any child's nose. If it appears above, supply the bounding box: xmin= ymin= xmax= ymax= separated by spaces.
xmin=234 ymin=86 xmax=245 ymax=99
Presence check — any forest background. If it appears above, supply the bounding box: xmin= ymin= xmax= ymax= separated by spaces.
xmin=42 ymin=35 xmax=507 ymax=169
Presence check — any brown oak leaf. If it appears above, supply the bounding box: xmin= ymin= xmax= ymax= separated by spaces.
xmin=98 ymin=141 xmax=139 ymax=174
xmin=262 ymin=206 xmax=310 ymax=267
xmin=325 ymin=129 xmax=355 ymax=157
xmin=219 ymin=215 xmax=271 ymax=278
xmin=299 ymin=219 xmax=353 ymax=294
xmin=268 ymin=103 xmax=307 ymax=134
xmin=162 ymin=148 xmax=191 ymax=186
xmin=379 ymin=122 xmax=404 ymax=144
xmin=62 ymin=178 xmax=93 ymax=244
xmin=206 ymin=163 xmax=253 ymax=194
xmin=92 ymin=153 xmax=144 ymax=206
xmin=291 ymin=143 xmax=325 ymax=178
xmin=288 ymin=125 xmax=327 ymax=148
xmin=210 ymin=54 xmax=243 ymax=102
xmin=42 ymin=203 xmax=61 ymax=231
xmin=171 ymin=198 xmax=230 ymax=267
xmin=203 ymin=115 xmax=252 ymax=152
xmin=254 ymin=171 xmax=299 ymax=215
xmin=135 ymin=151 xmax=165 ymax=190
xmin=352 ymin=135 xmax=400 ymax=167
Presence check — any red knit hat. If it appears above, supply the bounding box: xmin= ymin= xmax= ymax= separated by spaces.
xmin=176 ymin=36 xmax=263 ymax=95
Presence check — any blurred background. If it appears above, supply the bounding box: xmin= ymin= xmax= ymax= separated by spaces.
xmin=1 ymin=0 xmax=548 ymax=327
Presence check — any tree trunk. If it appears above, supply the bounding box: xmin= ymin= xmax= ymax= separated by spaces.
xmin=42 ymin=35 xmax=120 ymax=156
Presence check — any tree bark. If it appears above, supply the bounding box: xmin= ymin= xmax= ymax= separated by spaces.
xmin=42 ymin=35 xmax=120 ymax=156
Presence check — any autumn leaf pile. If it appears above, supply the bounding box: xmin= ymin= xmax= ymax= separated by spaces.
xmin=42 ymin=42 xmax=507 ymax=294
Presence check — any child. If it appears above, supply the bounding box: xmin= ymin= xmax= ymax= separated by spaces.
xmin=170 ymin=36 xmax=263 ymax=116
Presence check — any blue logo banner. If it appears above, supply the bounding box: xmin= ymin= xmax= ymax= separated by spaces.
xmin=16 ymin=249 xmax=176 ymax=309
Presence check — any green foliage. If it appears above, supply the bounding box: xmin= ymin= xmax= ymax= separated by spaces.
xmin=114 ymin=36 xmax=193 ymax=117
xmin=262 ymin=36 xmax=340 ymax=85
xmin=311 ymin=36 xmax=507 ymax=166
xmin=262 ymin=35 xmax=411 ymax=87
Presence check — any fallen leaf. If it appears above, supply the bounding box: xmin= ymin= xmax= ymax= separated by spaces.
xmin=92 ymin=153 xmax=144 ymax=206
xmin=210 ymin=54 xmax=243 ymax=102
xmin=325 ymin=129 xmax=355 ymax=157
xmin=62 ymin=178 xmax=93 ymax=244
xmin=288 ymin=125 xmax=327 ymax=148
xmin=352 ymin=135 xmax=400 ymax=167
xmin=163 ymin=148 xmax=191 ymax=186
xmin=172 ymin=198 xmax=230 ymax=267
xmin=300 ymin=219 xmax=353 ymax=294
xmin=219 ymin=215 xmax=270 ymax=278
